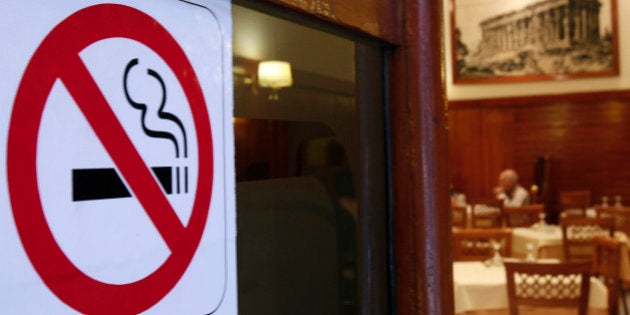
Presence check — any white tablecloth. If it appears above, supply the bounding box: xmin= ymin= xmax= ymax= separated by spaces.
xmin=512 ymin=226 xmax=630 ymax=260
xmin=453 ymin=261 xmax=608 ymax=314
xmin=512 ymin=226 xmax=563 ymax=258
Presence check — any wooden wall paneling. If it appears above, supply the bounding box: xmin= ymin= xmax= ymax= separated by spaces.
xmin=511 ymin=103 xmax=569 ymax=202
xmin=448 ymin=107 xmax=514 ymax=202
xmin=513 ymin=100 xmax=630 ymax=209
xmin=448 ymin=107 xmax=483 ymax=199
xmin=479 ymin=109 xmax=514 ymax=200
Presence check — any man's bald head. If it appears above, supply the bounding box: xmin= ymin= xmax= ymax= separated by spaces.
xmin=499 ymin=169 xmax=519 ymax=193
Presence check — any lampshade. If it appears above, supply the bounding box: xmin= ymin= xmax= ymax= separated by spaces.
xmin=257 ymin=60 xmax=293 ymax=89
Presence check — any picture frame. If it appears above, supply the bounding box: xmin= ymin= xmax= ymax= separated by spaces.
xmin=451 ymin=0 xmax=619 ymax=84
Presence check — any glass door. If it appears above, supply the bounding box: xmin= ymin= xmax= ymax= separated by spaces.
xmin=233 ymin=5 xmax=388 ymax=314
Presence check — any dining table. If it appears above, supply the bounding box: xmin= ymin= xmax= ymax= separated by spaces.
xmin=511 ymin=224 xmax=563 ymax=259
xmin=510 ymin=224 xmax=630 ymax=282
xmin=453 ymin=261 xmax=609 ymax=314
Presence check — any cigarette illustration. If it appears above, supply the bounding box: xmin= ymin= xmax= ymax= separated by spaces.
xmin=71 ymin=58 xmax=189 ymax=202
xmin=72 ymin=166 xmax=188 ymax=201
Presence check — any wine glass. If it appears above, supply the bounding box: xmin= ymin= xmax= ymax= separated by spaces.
xmin=488 ymin=240 xmax=503 ymax=267
xmin=537 ymin=212 xmax=546 ymax=228
xmin=525 ymin=242 xmax=536 ymax=262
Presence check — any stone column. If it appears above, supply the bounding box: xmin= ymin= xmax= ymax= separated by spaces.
xmin=575 ymin=5 xmax=586 ymax=43
xmin=581 ymin=8 xmax=588 ymax=43
xmin=508 ymin=22 xmax=514 ymax=50
xmin=549 ymin=8 xmax=559 ymax=46
xmin=524 ymin=18 xmax=529 ymax=46
xmin=562 ymin=5 xmax=569 ymax=44
xmin=504 ymin=24 xmax=510 ymax=51
xmin=517 ymin=18 xmax=525 ymax=47
xmin=573 ymin=8 xmax=582 ymax=42
xmin=501 ymin=25 xmax=507 ymax=51
xmin=493 ymin=27 xmax=501 ymax=51
xmin=544 ymin=11 xmax=551 ymax=45
xmin=591 ymin=5 xmax=600 ymax=42
xmin=539 ymin=11 xmax=545 ymax=45
xmin=536 ymin=11 xmax=542 ymax=45
xmin=547 ymin=8 xmax=558 ymax=45
xmin=497 ymin=27 xmax=502 ymax=51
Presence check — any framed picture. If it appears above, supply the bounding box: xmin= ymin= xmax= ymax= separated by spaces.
xmin=451 ymin=0 xmax=619 ymax=84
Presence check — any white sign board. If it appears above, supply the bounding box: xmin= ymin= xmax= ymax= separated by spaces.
xmin=0 ymin=0 xmax=236 ymax=313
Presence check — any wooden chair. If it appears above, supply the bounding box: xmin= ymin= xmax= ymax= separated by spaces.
xmin=452 ymin=228 xmax=512 ymax=261
xmin=503 ymin=204 xmax=544 ymax=227
xmin=561 ymin=217 xmax=615 ymax=262
xmin=559 ymin=190 xmax=591 ymax=218
xmin=504 ymin=261 xmax=592 ymax=315
xmin=470 ymin=198 xmax=503 ymax=228
xmin=592 ymin=235 xmax=629 ymax=315
xmin=451 ymin=205 xmax=467 ymax=229
xmin=597 ymin=206 xmax=630 ymax=236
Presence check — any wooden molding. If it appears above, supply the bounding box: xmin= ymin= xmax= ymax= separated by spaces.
xmin=449 ymin=89 xmax=630 ymax=109
xmin=233 ymin=0 xmax=401 ymax=44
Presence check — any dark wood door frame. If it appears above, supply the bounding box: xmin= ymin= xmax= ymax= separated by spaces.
xmin=387 ymin=1 xmax=452 ymax=314
xmin=234 ymin=1 xmax=452 ymax=314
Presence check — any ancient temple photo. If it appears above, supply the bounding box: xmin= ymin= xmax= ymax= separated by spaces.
xmin=452 ymin=0 xmax=618 ymax=82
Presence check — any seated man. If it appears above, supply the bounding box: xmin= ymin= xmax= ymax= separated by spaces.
xmin=494 ymin=169 xmax=530 ymax=207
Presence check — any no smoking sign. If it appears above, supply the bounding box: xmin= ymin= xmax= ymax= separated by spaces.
xmin=0 ymin=1 xmax=235 ymax=314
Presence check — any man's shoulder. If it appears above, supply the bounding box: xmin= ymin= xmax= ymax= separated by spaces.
xmin=515 ymin=185 xmax=529 ymax=195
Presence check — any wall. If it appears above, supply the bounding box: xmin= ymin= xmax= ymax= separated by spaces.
xmin=443 ymin=0 xmax=630 ymax=100
xmin=233 ymin=60 xmax=358 ymax=193
xmin=449 ymin=92 xmax=630 ymax=217
xmin=444 ymin=1 xmax=630 ymax=216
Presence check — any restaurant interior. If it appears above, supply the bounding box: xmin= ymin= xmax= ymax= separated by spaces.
xmin=448 ymin=0 xmax=630 ymax=314
xmin=233 ymin=0 xmax=630 ymax=314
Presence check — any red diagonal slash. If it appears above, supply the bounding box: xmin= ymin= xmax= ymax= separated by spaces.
xmin=60 ymin=56 xmax=185 ymax=251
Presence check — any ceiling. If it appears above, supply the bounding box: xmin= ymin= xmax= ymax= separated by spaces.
xmin=232 ymin=5 xmax=355 ymax=83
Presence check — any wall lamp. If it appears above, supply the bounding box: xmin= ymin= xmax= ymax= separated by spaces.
xmin=233 ymin=60 xmax=293 ymax=101
xmin=257 ymin=60 xmax=293 ymax=100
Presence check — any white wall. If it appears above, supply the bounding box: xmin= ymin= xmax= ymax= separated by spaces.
xmin=444 ymin=0 xmax=630 ymax=100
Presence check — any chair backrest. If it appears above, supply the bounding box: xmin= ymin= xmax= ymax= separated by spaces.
xmin=451 ymin=205 xmax=467 ymax=229
xmin=452 ymin=228 xmax=512 ymax=261
xmin=504 ymin=261 xmax=591 ymax=315
xmin=559 ymin=190 xmax=591 ymax=218
xmin=470 ymin=198 xmax=503 ymax=228
xmin=561 ymin=217 xmax=615 ymax=262
xmin=592 ymin=235 xmax=623 ymax=315
xmin=503 ymin=205 xmax=544 ymax=228
xmin=596 ymin=206 xmax=630 ymax=236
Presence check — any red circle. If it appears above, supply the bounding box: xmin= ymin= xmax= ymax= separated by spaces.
xmin=7 ymin=4 xmax=213 ymax=314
